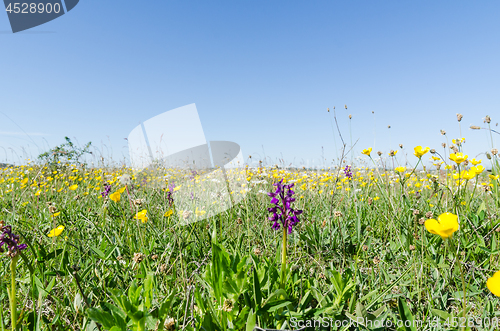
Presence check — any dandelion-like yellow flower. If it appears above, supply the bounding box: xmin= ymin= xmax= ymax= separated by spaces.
xmin=164 ymin=210 xmax=173 ymax=217
xmin=109 ymin=192 xmax=121 ymax=202
xmin=134 ymin=209 xmax=148 ymax=223
xmin=424 ymin=212 xmax=459 ymax=239
xmin=449 ymin=152 xmax=468 ymax=164
xmin=21 ymin=178 xmax=28 ymax=185
xmin=395 ymin=166 xmax=406 ymax=173
xmin=362 ymin=148 xmax=372 ymax=156
xmin=69 ymin=184 xmax=78 ymax=190
xmin=487 ymin=271 xmax=500 ymax=297
xmin=48 ymin=225 xmax=65 ymax=237
xmin=414 ymin=146 xmax=430 ymax=158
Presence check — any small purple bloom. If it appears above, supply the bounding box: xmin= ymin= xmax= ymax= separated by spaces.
xmin=0 ymin=224 xmax=27 ymax=257
xmin=267 ymin=180 xmax=303 ymax=234
xmin=343 ymin=165 xmax=353 ymax=179
xmin=100 ymin=183 xmax=112 ymax=198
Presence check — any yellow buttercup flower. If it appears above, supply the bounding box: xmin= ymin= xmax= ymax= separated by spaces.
xmin=490 ymin=174 xmax=500 ymax=180
xmin=470 ymin=165 xmax=484 ymax=174
xmin=395 ymin=166 xmax=406 ymax=173
xmin=362 ymin=148 xmax=372 ymax=156
xmin=21 ymin=178 xmax=29 ymax=185
xmin=134 ymin=209 xmax=148 ymax=223
xmin=462 ymin=170 xmax=476 ymax=180
xmin=487 ymin=271 xmax=500 ymax=297
xmin=48 ymin=225 xmax=65 ymax=237
xmin=470 ymin=158 xmax=482 ymax=165
xmin=118 ymin=186 xmax=127 ymax=194
xmin=69 ymin=184 xmax=78 ymax=191
xmin=109 ymin=192 xmax=121 ymax=202
xmin=424 ymin=212 xmax=459 ymax=239
xmin=164 ymin=209 xmax=173 ymax=217
xmin=52 ymin=212 xmax=61 ymax=217
xmin=431 ymin=156 xmax=441 ymax=161
xmin=414 ymin=146 xmax=430 ymax=158
xmin=449 ymin=153 xmax=468 ymax=164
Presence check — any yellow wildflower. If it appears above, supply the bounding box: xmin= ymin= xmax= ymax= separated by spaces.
xmin=134 ymin=209 xmax=148 ymax=223
xmin=361 ymin=148 xmax=372 ymax=156
xmin=109 ymin=192 xmax=121 ymax=202
xmin=414 ymin=146 xmax=430 ymax=158
xmin=48 ymin=225 xmax=65 ymax=237
xmin=487 ymin=271 xmax=500 ymax=297
xmin=449 ymin=153 xmax=468 ymax=164
xmin=424 ymin=212 xmax=459 ymax=239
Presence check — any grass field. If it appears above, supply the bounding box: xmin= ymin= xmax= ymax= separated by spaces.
xmin=1 ymin=125 xmax=500 ymax=330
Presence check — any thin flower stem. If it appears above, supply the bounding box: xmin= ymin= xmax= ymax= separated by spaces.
xmin=9 ymin=255 xmax=19 ymax=331
xmin=281 ymin=227 xmax=287 ymax=289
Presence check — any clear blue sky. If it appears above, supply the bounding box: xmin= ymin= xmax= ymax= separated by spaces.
xmin=1 ymin=0 xmax=499 ymax=168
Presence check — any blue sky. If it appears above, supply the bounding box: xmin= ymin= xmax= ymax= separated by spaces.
xmin=1 ymin=0 xmax=499 ymax=168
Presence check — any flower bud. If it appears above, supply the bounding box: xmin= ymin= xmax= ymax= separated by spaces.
xmin=430 ymin=149 xmax=436 ymax=154
xmin=457 ymin=113 xmax=463 ymax=122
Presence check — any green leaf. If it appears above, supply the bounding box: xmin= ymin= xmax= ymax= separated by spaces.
xmin=398 ymin=298 xmax=416 ymax=331
xmin=87 ymin=308 xmax=115 ymax=329
xmin=246 ymin=309 xmax=256 ymax=331
xmin=253 ymin=268 xmax=262 ymax=307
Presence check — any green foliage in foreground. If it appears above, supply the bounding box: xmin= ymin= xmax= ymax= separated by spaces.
xmin=1 ymin=162 xmax=500 ymax=330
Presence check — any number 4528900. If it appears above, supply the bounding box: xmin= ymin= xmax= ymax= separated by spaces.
xmin=5 ymin=3 xmax=61 ymax=14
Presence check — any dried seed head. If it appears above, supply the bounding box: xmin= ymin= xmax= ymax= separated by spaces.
xmin=319 ymin=273 xmax=326 ymax=279
xmin=362 ymin=245 xmax=368 ymax=251
xmin=327 ymin=108 xmax=330 ymax=112
xmin=492 ymin=148 xmax=498 ymax=156
xmin=425 ymin=211 xmax=433 ymax=218
xmin=253 ymin=247 xmax=262 ymax=256
xmin=388 ymin=125 xmax=391 ymax=129
xmin=399 ymin=144 xmax=403 ymax=148
xmin=373 ymin=256 xmax=381 ymax=264
xmin=222 ymin=299 xmax=234 ymax=312
xmin=409 ymin=245 xmax=416 ymax=251
xmin=413 ymin=209 xmax=420 ymax=216
xmin=377 ymin=151 xmax=382 ymax=156
xmin=160 ymin=263 xmax=168 ymax=273
xmin=334 ymin=211 xmax=343 ymax=217
xmin=419 ymin=217 xmax=426 ymax=225
xmin=349 ymin=114 xmax=352 ymax=119
xmin=133 ymin=253 xmax=145 ymax=264
xmin=367 ymin=197 xmax=373 ymax=205
xmin=344 ymin=105 xmax=347 ymax=109
xmin=457 ymin=113 xmax=463 ymax=122
xmin=440 ymin=130 xmax=446 ymax=135
xmin=164 ymin=317 xmax=176 ymax=330
xmin=485 ymin=115 xmax=491 ymax=124
xmin=236 ymin=217 xmax=243 ymax=225
xmin=49 ymin=206 xmax=57 ymax=214
xmin=441 ymin=142 xmax=446 ymax=148
xmin=470 ymin=125 xmax=481 ymax=130
xmin=151 ymin=254 xmax=158 ymax=260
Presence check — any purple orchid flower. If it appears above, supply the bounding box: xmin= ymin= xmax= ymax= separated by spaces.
xmin=267 ymin=179 xmax=303 ymax=234
xmin=0 ymin=224 xmax=27 ymax=257
xmin=100 ymin=183 xmax=111 ymax=198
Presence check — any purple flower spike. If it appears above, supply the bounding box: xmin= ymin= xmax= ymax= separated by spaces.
xmin=267 ymin=179 xmax=303 ymax=234
xmin=0 ymin=223 xmax=27 ymax=258
xmin=344 ymin=165 xmax=353 ymax=179
xmin=100 ymin=183 xmax=112 ymax=198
